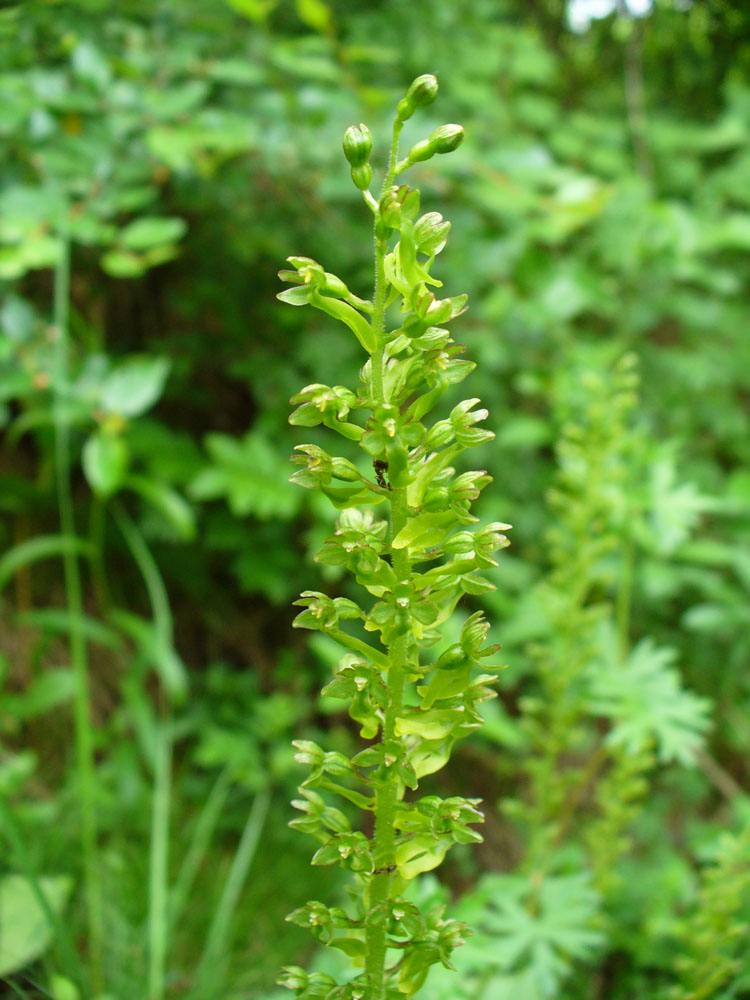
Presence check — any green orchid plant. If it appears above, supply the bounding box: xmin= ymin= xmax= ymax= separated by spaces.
xmin=276 ymin=75 xmax=510 ymax=1000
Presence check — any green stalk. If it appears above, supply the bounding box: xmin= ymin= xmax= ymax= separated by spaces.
xmin=52 ymin=232 xmax=103 ymax=987
xmin=148 ymin=722 xmax=172 ymax=1000
xmin=365 ymin=492 xmax=409 ymax=998
xmin=364 ymin=122 xmax=410 ymax=1000
xmin=369 ymin=117 xmax=402 ymax=405
xmin=112 ymin=502 xmax=172 ymax=653
xmin=111 ymin=502 xmax=175 ymax=999
xmin=88 ymin=495 xmax=110 ymax=612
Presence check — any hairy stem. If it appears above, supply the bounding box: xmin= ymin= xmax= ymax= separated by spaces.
xmin=364 ymin=121 xmax=409 ymax=1000
xmin=370 ymin=117 xmax=403 ymax=404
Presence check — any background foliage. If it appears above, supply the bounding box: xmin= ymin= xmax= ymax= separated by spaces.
xmin=1 ymin=1 xmax=749 ymax=998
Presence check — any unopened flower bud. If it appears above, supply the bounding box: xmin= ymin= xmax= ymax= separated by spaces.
xmin=434 ymin=643 xmax=466 ymax=671
xmin=442 ymin=531 xmax=475 ymax=555
xmin=331 ymin=457 xmax=361 ymax=481
xmin=350 ymin=163 xmax=372 ymax=191
xmin=424 ymin=419 xmax=454 ymax=450
xmin=428 ymin=123 xmax=465 ymax=154
xmin=404 ymin=124 xmax=465 ymax=169
xmin=322 ymin=272 xmax=349 ymax=297
xmin=396 ymin=74 xmax=439 ymax=122
xmin=342 ymin=123 xmax=372 ymax=167
xmin=278 ymin=968 xmax=308 ymax=991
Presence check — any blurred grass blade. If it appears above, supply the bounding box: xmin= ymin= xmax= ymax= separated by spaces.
xmin=191 ymin=789 xmax=271 ymax=996
xmin=170 ymin=767 xmax=233 ymax=931
xmin=111 ymin=502 xmax=188 ymax=703
xmin=148 ymin=722 xmax=173 ymax=1000
xmin=14 ymin=609 xmax=123 ymax=649
xmin=0 ymin=536 xmax=94 ymax=593
xmin=52 ymin=230 xmax=103 ymax=989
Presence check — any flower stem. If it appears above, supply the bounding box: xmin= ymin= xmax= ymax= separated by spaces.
xmin=364 ymin=119 xmax=410 ymax=1000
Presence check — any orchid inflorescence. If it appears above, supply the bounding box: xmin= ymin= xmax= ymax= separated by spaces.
xmin=277 ymin=74 xmax=510 ymax=1000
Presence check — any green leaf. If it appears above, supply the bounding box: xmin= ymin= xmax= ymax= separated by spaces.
xmin=454 ymin=872 xmax=603 ymax=998
xmin=71 ymin=41 xmax=111 ymax=90
xmin=328 ymin=935 xmax=366 ymax=959
xmin=100 ymin=356 xmax=170 ymax=417
xmin=392 ymin=511 xmax=455 ymax=552
xmin=50 ymin=975 xmax=80 ymax=1000
xmin=100 ymin=250 xmax=147 ymax=278
xmin=0 ymin=874 xmax=73 ymax=976
xmin=0 ymin=670 xmax=75 ymax=720
xmin=119 ymin=216 xmax=187 ymax=252
xmin=0 ymin=535 xmax=94 ymax=593
xmin=226 ymin=0 xmax=277 ymax=21
xmin=295 ymin=0 xmax=332 ymax=32
xmin=15 ymin=610 xmax=123 ymax=649
xmin=587 ymin=636 xmax=711 ymax=765
xmin=190 ymin=431 xmax=299 ymax=519
xmin=108 ymin=610 xmax=188 ymax=702
xmin=125 ymin=475 xmax=196 ymax=542
xmin=82 ymin=431 xmax=129 ymax=497
xmin=205 ymin=59 xmax=265 ymax=85
xmin=309 ymin=291 xmax=376 ymax=353
xmin=395 ymin=834 xmax=452 ymax=879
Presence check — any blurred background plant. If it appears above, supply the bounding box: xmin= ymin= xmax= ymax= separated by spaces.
xmin=1 ymin=0 xmax=749 ymax=997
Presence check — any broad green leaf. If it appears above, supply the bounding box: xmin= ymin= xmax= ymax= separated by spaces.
xmin=1 ymin=295 xmax=36 ymax=342
xmin=100 ymin=250 xmax=147 ymax=278
xmin=50 ymin=975 xmax=80 ymax=1000
xmin=205 ymin=59 xmax=265 ymax=85
xmin=71 ymin=41 xmax=111 ymax=90
xmin=226 ymin=0 xmax=277 ymax=21
xmin=119 ymin=216 xmax=187 ymax=252
xmin=100 ymin=356 xmax=170 ymax=417
xmin=0 ymin=874 xmax=73 ymax=976
xmin=82 ymin=431 xmax=129 ymax=496
xmin=295 ymin=0 xmax=332 ymax=32
xmin=142 ymin=81 xmax=209 ymax=119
